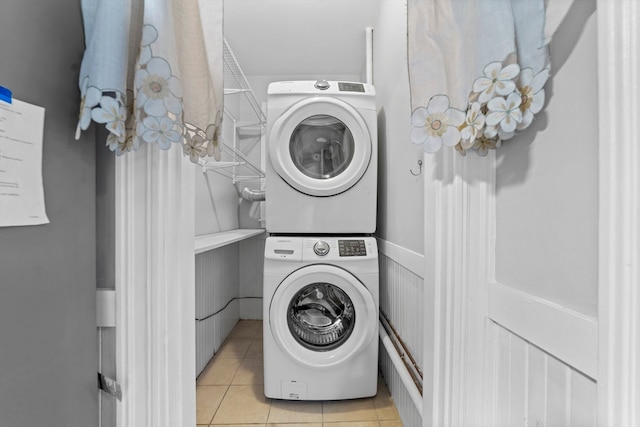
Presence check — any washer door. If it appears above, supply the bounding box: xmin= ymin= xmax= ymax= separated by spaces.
xmin=269 ymin=264 xmax=377 ymax=369
xmin=269 ymin=97 xmax=372 ymax=197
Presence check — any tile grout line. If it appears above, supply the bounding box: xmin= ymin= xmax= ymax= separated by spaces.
xmin=208 ymin=384 xmax=229 ymax=426
xmin=251 ymin=335 xmax=274 ymax=426
xmin=200 ymin=321 xmax=402 ymax=426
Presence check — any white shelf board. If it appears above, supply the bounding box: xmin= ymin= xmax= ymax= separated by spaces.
xmin=194 ymin=229 xmax=265 ymax=254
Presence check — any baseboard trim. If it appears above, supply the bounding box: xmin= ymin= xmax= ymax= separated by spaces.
xmin=376 ymin=238 xmax=424 ymax=278
xmin=488 ymin=281 xmax=597 ymax=379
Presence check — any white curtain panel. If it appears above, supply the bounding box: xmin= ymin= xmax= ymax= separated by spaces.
xmin=76 ymin=0 xmax=223 ymax=163
xmin=408 ymin=0 xmax=574 ymax=156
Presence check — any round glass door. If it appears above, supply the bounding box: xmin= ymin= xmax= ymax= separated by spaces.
xmin=268 ymin=264 xmax=377 ymax=368
xmin=269 ymin=97 xmax=371 ymax=197
xmin=289 ymin=115 xmax=355 ymax=180
xmin=287 ymin=282 xmax=355 ymax=351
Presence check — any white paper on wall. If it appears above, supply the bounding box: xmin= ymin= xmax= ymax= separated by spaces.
xmin=0 ymin=98 xmax=49 ymax=227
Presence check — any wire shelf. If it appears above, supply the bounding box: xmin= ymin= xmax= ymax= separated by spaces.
xmin=200 ymin=38 xmax=265 ymax=187
xmin=223 ymin=38 xmax=266 ymax=125
xmin=198 ymin=137 xmax=264 ymax=184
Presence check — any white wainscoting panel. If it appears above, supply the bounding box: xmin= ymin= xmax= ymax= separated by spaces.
xmin=238 ymin=236 xmax=266 ymax=319
xmin=377 ymin=244 xmax=425 ymax=425
xmin=488 ymin=281 xmax=598 ymax=379
xmin=487 ymin=321 xmax=597 ymax=427
xmin=378 ymin=251 xmax=425 ymax=370
xmin=377 ymin=239 xmax=424 ymax=278
xmin=195 ymin=243 xmax=240 ymax=376
xmin=380 ymin=343 xmax=423 ymax=427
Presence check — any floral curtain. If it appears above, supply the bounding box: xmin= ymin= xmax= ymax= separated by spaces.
xmin=75 ymin=0 xmax=223 ymax=163
xmin=408 ymin=0 xmax=573 ymax=156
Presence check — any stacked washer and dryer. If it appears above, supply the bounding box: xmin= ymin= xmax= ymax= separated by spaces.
xmin=263 ymin=80 xmax=379 ymax=401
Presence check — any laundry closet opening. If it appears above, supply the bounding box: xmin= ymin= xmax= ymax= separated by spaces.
xmin=195 ymin=1 xmax=410 ymax=425
xmin=194 ymin=1 xmax=380 ymax=377
xmin=194 ymin=38 xmax=267 ymax=376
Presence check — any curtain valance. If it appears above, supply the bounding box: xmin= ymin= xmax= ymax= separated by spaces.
xmin=76 ymin=0 xmax=223 ymax=163
xmin=408 ymin=0 xmax=574 ymax=156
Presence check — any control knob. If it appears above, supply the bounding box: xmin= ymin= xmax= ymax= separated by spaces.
xmin=314 ymin=80 xmax=330 ymax=90
xmin=313 ymin=241 xmax=330 ymax=256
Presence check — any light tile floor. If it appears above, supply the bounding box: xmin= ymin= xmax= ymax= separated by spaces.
xmin=197 ymin=320 xmax=403 ymax=427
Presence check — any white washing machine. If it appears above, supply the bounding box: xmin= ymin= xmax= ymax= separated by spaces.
xmin=265 ymin=80 xmax=377 ymax=234
xmin=263 ymin=236 xmax=379 ymax=400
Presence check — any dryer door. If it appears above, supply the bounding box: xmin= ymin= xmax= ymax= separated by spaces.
xmin=269 ymin=97 xmax=372 ymax=197
xmin=269 ymin=264 xmax=377 ymax=368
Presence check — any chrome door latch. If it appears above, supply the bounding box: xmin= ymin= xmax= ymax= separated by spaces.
xmin=98 ymin=372 xmax=122 ymax=401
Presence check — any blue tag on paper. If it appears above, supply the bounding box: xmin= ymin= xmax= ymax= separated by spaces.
xmin=0 ymin=86 xmax=13 ymax=104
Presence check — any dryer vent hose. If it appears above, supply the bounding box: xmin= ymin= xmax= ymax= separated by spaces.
xmin=241 ymin=187 xmax=266 ymax=202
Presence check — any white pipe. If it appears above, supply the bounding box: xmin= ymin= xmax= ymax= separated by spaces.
xmin=260 ymin=102 xmax=267 ymax=225
xmin=379 ymin=321 xmax=423 ymax=416
xmin=366 ymin=27 xmax=373 ymax=85
xmin=380 ymin=313 xmax=423 ymax=386
xmin=241 ymin=187 xmax=266 ymax=202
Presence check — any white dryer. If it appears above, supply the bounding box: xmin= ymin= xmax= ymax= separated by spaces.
xmin=263 ymin=236 xmax=379 ymax=400
xmin=265 ymin=81 xmax=377 ymax=234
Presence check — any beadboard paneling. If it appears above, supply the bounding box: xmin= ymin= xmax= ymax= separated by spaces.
xmin=195 ymin=244 xmax=240 ymax=375
xmin=378 ymin=251 xmax=425 ymax=370
xmin=380 ymin=343 xmax=423 ymax=427
xmin=238 ymin=236 xmax=265 ymax=319
xmin=195 ymin=301 xmax=238 ymax=375
xmin=487 ymin=321 xmax=597 ymax=427
xmin=378 ymin=248 xmax=425 ymax=424
xmin=195 ymin=244 xmax=238 ymax=319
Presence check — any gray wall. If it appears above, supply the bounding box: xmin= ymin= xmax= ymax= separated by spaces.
xmin=96 ymin=127 xmax=116 ymax=427
xmin=0 ymin=1 xmax=99 ymax=426
xmin=495 ymin=0 xmax=598 ymax=316
xmin=372 ymin=0 xmax=424 ymax=255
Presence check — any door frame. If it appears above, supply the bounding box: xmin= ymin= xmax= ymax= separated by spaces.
xmin=421 ymin=145 xmax=495 ymax=426
xmin=115 ymin=145 xmax=196 ymax=427
xmin=595 ymin=1 xmax=640 ymax=425
xmin=422 ymin=1 xmax=640 ymax=426
xmin=110 ymin=1 xmax=640 ymax=426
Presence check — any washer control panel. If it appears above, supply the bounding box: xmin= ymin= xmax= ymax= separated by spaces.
xmin=338 ymin=82 xmax=365 ymax=92
xmin=265 ymin=237 xmax=377 ymax=261
xmin=338 ymin=239 xmax=367 ymax=257
xmin=268 ymin=81 xmax=375 ymax=97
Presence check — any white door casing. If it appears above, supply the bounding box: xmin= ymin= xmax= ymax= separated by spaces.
xmin=596 ymin=1 xmax=640 ymax=425
xmin=110 ymin=1 xmax=640 ymax=425
xmin=115 ymin=145 xmax=196 ymax=427
xmin=421 ymin=148 xmax=495 ymax=427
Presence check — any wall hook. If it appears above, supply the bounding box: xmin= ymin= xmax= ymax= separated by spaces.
xmin=410 ymin=159 xmax=423 ymax=176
